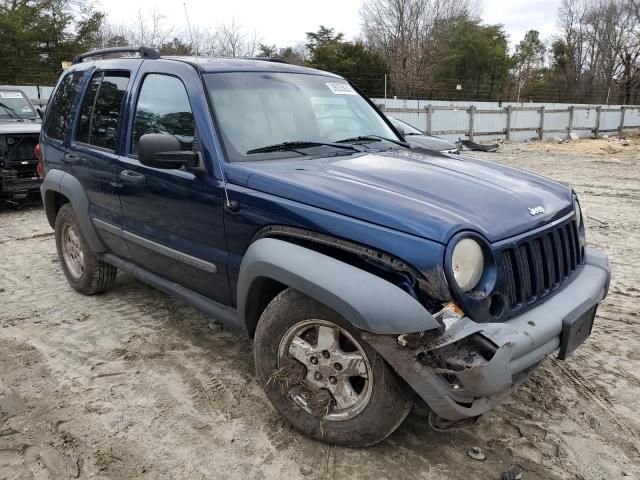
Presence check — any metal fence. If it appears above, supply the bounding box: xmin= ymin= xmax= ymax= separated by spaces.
xmin=9 ymin=84 xmax=640 ymax=143
xmin=374 ymin=99 xmax=640 ymax=142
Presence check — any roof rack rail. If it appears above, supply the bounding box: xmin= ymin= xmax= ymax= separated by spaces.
xmin=241 ymin=56 xmax=290 ymax=64
xmin=72 ymin=46 xmax=160 ymax=65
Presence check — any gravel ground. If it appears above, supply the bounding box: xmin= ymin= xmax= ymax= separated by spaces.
xmin=1 ymin=139 xmax=639 ymax=479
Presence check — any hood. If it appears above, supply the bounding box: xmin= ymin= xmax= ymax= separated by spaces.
xmin=228 ymin=149 xmax=573 ymax=244
xmin=0 ymin=121 xmax=41 ymax=135
xmin=405 ymin=134 xmax=458 ymax=152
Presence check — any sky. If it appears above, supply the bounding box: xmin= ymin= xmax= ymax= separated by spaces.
xmin=95 ymin=0 xmax=563 ymax=49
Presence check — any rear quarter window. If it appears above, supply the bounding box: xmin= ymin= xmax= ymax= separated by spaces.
xmin=76 ymin=72 xmax=130 ymax=150
xmin=44 ymin=71 xmax=85 ymax=142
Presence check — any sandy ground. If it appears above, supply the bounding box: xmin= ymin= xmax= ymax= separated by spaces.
xmin=1 ymin=139 xmax=639 ymax=480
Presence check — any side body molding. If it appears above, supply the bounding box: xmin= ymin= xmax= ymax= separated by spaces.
xmin=237 ymin=238 xmax=440 ymax=334
xmin=41 ymin=168 xmax=106 ymax=252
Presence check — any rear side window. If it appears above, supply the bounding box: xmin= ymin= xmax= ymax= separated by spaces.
xmin=76 ymin=72 xmax=130 ymax=150
xmin=45 ymin=71 xmax=84 ymax=141
xmin=131 ymin=74 xmax=194 ymax=154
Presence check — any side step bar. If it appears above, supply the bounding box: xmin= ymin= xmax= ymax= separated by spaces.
xmin=101 ymin=253 xmax=243 ymax=333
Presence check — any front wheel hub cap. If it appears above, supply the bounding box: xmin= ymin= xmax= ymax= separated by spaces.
xmin=278 ymin=319 xmax=373 ymax=421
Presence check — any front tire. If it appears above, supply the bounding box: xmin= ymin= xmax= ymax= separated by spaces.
xmin=55 ymin=204 xmax=116 ymax=295
xmin=254 ymin=288 xmax=413 ymax=447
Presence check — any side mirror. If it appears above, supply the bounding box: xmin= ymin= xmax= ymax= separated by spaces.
xmin=388 ymin=118 xmax=405 ymax=138
xmin=138 ymin=133 xmax=198 ymax=170
xmin=36 ymin=107 xmax=45 ymax=119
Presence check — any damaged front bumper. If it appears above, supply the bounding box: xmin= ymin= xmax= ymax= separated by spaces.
xmin=1 ymin=170 xmax=41 ymax=194
xmin=364 ymin=248 xmax=611 ymax=422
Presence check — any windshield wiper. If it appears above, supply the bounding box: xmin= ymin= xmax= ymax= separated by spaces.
xmin=246 ymin=141 xmax=360 ymax=155
xmin=336 ymin=135 xmax=409 ymax=147
xmin=0 ymin=102 xmax=23 ymax=121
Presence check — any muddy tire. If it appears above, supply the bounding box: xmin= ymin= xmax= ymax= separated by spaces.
xmin=55 ymin=204 xmax=116 ymax=295
xmin=254 ymin=288 xmax=413 ymax=447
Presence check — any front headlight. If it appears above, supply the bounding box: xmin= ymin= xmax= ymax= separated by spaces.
xmin=575 ymin=200 xmax=582 ymax=227
xmin=451 ymin=238 xmax=484 ymax=291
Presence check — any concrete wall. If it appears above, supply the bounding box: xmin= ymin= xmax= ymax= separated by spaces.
xmin=374 ymin=98 xmax=640 ymax=142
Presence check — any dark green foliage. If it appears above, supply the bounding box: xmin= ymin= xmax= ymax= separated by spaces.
xmin=432 ymin=19 xmax=511 ymax=100
xmin=257 ymin=43 xmax=305 ymax=64
xmin=304 ymin=26 xmax=388 ymax=97
xmin=0 ymin=0 xmax=105 ymax=84
xmin=159 ymin=38 xmax=193 ymax=56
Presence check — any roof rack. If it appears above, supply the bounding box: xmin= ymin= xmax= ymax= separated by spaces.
xmin=241 ymin=57 xmax=290 ymax=64
xmin=72 ymin=46 xmax=160 ymax=65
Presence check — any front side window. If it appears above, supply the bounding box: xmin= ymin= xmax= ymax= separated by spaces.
xmin=44 ymin=71 xmax=84 ymax=141
xmin=76 ymin=72 xmax=130 ymax=150
xmin=131 ymin=74 xmax=194 ymax=154
xmin=205 ymin=72 xmax=399 ymax=162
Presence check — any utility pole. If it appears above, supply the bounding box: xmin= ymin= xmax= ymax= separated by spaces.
xmin=384 ymin=74 xmax=387 ymax=105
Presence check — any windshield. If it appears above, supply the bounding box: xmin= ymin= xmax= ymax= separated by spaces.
xmin=0 ymin=90 xmax=36 ymax=120
xmin=205 ymin=72 xmax=400 ymax=162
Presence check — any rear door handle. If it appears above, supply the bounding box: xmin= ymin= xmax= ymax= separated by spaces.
xmin=118 ymin=170 xmax=145 ymax=186
xmin=63 ymin=154 xmax=83 ymax=165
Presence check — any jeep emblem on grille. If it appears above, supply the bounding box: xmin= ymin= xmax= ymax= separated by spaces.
xmin=528 ymin=206 xmax=545 ymax=216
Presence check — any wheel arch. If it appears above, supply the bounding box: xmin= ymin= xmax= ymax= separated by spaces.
xmin=41 ymin=169 xmax=106 ymax=252
xmin=238 ymin=238 xmax=441 ymax=337
xmin=44 ymin=189 xmax=69 ymax=228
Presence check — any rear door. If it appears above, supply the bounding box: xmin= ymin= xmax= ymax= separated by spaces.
xmin=116 ymin=61 xmax=230 ymax=304
xmin=67 ymin=65 xmax=137 ymax=258
xmin=41 ymin=70 xmax=86 ymax=173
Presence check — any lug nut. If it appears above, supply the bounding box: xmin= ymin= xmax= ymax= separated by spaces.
xmin=310 ymin=356 xmax=318 ymax=365
xmin=322 ymin=350 xmax=330 ymax=359
xmin=314 ymin=372 xmax=322 ymax=381
xmin=334 ymin=363 xmax=342 ymax=371
xmin=329 ymin=376 xmax=337 ymax=384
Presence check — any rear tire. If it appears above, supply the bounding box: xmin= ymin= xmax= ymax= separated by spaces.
xmin=254 ymin=288 xmax=413 ymax=447
xmin=55 ymin=204 xmax=116 ymax=295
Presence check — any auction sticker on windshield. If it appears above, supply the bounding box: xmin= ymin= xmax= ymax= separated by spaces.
xmin=0 ymin=91 xmax=24 ymax=99
xmin=326 ymin=83 xmax=357 ymax=95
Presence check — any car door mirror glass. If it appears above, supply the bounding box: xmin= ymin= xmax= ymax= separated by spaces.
xmin=138 ymin=133 xmax=197 ymax=170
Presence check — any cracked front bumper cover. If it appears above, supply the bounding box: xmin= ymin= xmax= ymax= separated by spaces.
xmin=364 ymin=248 xmax=611 ymax=421
xmin=1 ymin=170 xmax=41 ymax=194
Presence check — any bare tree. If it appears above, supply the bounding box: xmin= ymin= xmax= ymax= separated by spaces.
xmin=203 ymin=19 xmax=260 ymax=57
xmin=130 ymin=8 xmax=173 ymax=49
xmin=555 ymin=0 xmax=640 ymax=103
xmin=360 ymin=0 xmax=476 ymax=96
xmin=603 ymin=1 xmax=640 ymax=103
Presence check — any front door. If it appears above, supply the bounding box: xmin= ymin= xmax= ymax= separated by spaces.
xmin=117 ymin=65 xmax=230 ymax=305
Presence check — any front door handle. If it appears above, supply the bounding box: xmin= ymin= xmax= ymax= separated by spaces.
xmin=119 ymin=170 xmax=145 ymax=186
xmin=63 ymin=154 xmax=83 ymax=165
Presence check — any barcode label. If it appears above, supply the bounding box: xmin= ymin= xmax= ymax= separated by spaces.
xmin=325 ymin=83 xmax=357 ymax=95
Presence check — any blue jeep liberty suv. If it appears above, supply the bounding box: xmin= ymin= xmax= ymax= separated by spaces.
xmin=39 ymin=47 xmax=611 ymax=447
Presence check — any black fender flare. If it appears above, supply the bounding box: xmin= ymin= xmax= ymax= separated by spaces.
xmin=40 ymin=169 xmax=106 ymax=252
xmin=237 ymin=238 xmax=440 ymax=335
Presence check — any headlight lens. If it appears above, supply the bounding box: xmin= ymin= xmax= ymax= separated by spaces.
xmin=575 ymin=200 xmax=582 ymax=227
xmin=451 ymin=238 xmax=484 ymax=291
